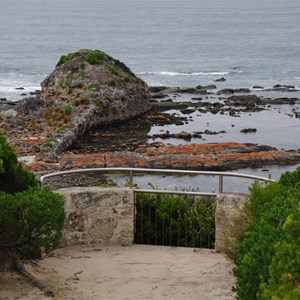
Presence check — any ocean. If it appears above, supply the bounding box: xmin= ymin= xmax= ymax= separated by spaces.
xmin=0 ymin=0 xmax=300 ymax=100
xmin=1 ymin=0 xmax=300 ymax=187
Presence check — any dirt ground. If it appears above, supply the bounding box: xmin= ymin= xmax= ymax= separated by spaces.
xmin=0 ymin=244 xmax=235 ymax=300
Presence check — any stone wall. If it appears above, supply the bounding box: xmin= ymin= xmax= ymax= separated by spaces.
xmin=57 ymin=187 xmax=247 ymax=252
xmin=215 ymin=193 xmax=247 ymax=253
xmin=57 ymin=187 xmax=134 ymax=247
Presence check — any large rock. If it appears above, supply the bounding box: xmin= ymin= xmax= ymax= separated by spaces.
xmin=40 ymin=49 xmax=150 ymax=158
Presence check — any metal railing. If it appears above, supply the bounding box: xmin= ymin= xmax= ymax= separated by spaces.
xmin=40 ymin=167 xmax=274 ymax=196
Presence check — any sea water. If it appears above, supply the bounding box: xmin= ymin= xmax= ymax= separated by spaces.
xmin=0 ymin=0 xmax=299 ymax=187
xmin=0 ymin=0 xmax=299 ymax=100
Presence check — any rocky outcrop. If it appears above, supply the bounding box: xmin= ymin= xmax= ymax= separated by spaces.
xmin=26 ymin=142 xmax=300 ymax=172
xmin=40 ymin=49 xmax=150 ymax=158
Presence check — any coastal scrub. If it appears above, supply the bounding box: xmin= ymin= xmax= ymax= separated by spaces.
xmin=0 ymin=133 xmax=66 ymax=267
xmin=233 ymin=167 xmax=300 ymax=299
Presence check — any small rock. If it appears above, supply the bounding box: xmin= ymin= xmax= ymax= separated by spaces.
xmin=203 ymin=84 xmax=217 ymax=90
xmin=151 ymin=93 xmax=168 ymax=99
xmin=234 ymin=88 xmax=251 ymax=93
xmin=214 ymin=77 xmax=226 ymax=82
xmin=217 ymin=88 xmax=235 ymax=95
xmin=240 ymin=128 xmax=257 ymax=133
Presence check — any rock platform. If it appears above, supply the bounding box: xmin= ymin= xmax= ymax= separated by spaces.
xmin=25 ymin=142 xmax=300 ymax=173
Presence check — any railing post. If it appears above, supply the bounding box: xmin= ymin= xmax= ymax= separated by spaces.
xmin=219 ymin=174 xmax=223 ymax=194
xmin=129 ymin=170 xmax=133 ymax=188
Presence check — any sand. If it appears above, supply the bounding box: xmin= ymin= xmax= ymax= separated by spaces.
xmin=0 ymin=244 xmax=235 ymax=300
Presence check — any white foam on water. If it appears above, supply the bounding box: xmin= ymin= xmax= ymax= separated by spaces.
xmin=137 ymin=71 xmax=230 ymax=76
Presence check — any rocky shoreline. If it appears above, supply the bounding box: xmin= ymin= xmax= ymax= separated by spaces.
xmin=2 ymin=88 xmax=300 ymax=175
xmin=0 ymin=50 xmax=300 ymax=176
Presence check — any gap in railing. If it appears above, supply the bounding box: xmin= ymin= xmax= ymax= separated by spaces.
xmin=134 ymin=191 xmax=216 ymax=249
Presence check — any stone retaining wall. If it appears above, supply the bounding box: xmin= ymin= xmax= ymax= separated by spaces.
xmin=215 ymin=193 xmax=247 ymax=253
xmin=57 ymin=187 xmax=247 ymax=252
xmin=57 ymin=187 xmax=134 ymax=247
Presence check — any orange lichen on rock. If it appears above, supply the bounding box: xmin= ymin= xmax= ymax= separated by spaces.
xmin=19 ymin=142 xmax=300 ymax=173
xmin=105 ymin=152 xmax=148 ymax=168
xmin=60 ymin=153 xmax=106 ymax=169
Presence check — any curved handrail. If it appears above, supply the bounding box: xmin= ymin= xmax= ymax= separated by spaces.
xmin=40 ymin=167 xmax=274 ymax=194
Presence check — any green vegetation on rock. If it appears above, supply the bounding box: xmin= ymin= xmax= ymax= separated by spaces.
xmin=56 ymin=51 xmax=81 ymax=67
xmin=85 ymin=50 xmax=104 ymax=65
xmin=64 ymin=104 xmax=73 ymax=115
xmin=94 ymin=98 xmax=108 ymax=107
xmin=107 ymin=64 xmax=119 ymax=76
xmin=87 ymin=82 xmax=101 ymax=91
xmin=56 ymin=50 xmax=104 ymax=67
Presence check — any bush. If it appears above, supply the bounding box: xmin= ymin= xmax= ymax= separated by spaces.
xmin=0 ymin=132 xmax=38 ymax=193
xmin=94 ymin=98 xmax=108 ymax=107
xmin=107 ymin=64 xmax=119 ymax=76
xmin=56 ymin=50 xmax=104 ymax=67
xmin=64 ymin=104 xmax=73 ymax=115
xmin=87 ymin=82 xmax=101 ymax=91
xmin=0 ymin=188 xmax=66 ymax=259
xmin=135 ymin=192 xmax=216 ymax=248
xmin=0 ymin=132 xmax=18 ymax=183
xmin=0 ymin=132 xmax=65 ymax=265
xmin=232 ymin=167 xmax=300 ymax=299
xmin=85 ymin=50 xmax=104 ymax=65
xmin=56 ymin=51 xmax=80 ymax=67
xmin=259 ymin=210 xmax=300 ymax=299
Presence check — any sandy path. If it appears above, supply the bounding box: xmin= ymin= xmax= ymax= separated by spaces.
xmin=0 ymin=244 xmax=235 ymax=300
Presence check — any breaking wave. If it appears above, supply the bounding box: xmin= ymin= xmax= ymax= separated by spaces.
xmin=137 ymin=71 xmax=231 ymax=76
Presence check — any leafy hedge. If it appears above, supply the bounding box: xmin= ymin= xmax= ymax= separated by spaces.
xmin=0 ymin=188 xmax=65 ymax=258
xmin=0 ymin=132 xmax=38 ymax=193
xmin=135 ymin=192 xmax=216 ymax=248
xmin=233 ymin=167 xmax=300 ymax=299
xmin=0 ymin=132 xmax=65 ymax=262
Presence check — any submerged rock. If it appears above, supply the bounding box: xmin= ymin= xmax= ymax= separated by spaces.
xmin=40 ymin=49 xmax=150 ymax=157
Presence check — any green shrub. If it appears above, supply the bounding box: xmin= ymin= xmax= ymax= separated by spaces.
xmin=259 ymin=210 xmax=300 ymax=299
xmin=0 ymin=132 xmax=65 ymax=265
xmin=85 ymin=50 xmax=104 ymax=65
xmin=0 ymin=133 xmax=38 ymax=193
xmin=87 ymin=82 xmax=101 ymax=92
xmin=56 ymin=50 xmax=104 ymax=67
xmin=0 ymin=132 xmax=18 ymax=181
xmin=232 ymin=168 xmax=300 ymax=300
xmin=64 ymin=104 xmax=73 ymax=115
xmin=135 ymin=192 xmax=216 ymax=248
xmin=94 ymin=98 xmax=108 ymax=107
xmin=107 ymin=64 xmax=119 ymax=76
xmin=113 ymin=58 xmax=135 ymax=76
xmin=0 ymin=188 xmax=66 ymax=258
xmin=56 ymin=52 xmax=80 ymax=67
